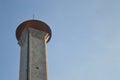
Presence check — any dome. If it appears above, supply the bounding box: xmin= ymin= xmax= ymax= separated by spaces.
xmin=16 ymin=20 xmax=52 ymax=42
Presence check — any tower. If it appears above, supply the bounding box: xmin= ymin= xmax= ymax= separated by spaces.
xmin=16 ymin=20 xmax=52 ymax=80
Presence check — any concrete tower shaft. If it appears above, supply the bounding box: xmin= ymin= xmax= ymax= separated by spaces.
xmin=16 ymin=20 xmax=52 ymax=80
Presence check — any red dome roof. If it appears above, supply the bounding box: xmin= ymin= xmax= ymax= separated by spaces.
xmin=16 ymin=20 xmax=52 ymax=42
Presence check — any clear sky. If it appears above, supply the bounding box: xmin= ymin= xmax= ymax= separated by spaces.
xmin=0 ymin=0 xmax=120 ymax=80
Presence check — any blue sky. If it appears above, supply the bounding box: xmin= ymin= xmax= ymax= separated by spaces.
xmin=0 ymin=0 xmax=120 ymax=80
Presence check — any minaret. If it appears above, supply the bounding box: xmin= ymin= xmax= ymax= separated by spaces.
xmin=16 ymin=20 xmax=52 ymax=80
